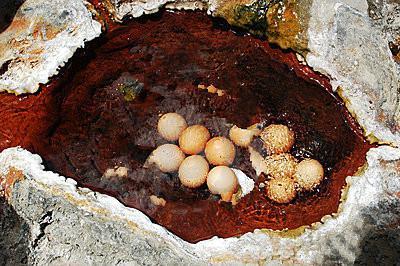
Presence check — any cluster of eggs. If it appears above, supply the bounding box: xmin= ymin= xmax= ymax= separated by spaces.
xmin=148 ymin=112 xmax=325 ymax=205
xmin=147 ymin=113 xmax=239 ymax=202
xmin=257 ymin=124 xmax=325 ymax=203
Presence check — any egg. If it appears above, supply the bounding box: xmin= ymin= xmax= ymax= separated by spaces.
xmin=266 ymin=176 xmax=296 ymax=204
xmin=205 ymin=137 xmax=235 ymax=166
xmin=260 ymin=124 xmax=295 ymax=154
xmin=248 ymin=146 xmax=268 ymax=176
xmin=149 ymin=195 xmax=166 ymax=206
xmin=179 ymin=125 xmax=210 ymax=155
xmin=229 ymin=125 xmax=258 ymax=147
xmin=263 ymin=153 xmax=298 ymax=179
xmin=157 ymin=113 xmax=187 ymax=141
xmin=179 ymin=155 xmax=209 ymax=188
xmin=294 ymin=159 xmax=324 ymax=191
xmin=207 ymin=166 xmax=238 ymax=202
xmin=148 ymin=144 xmax=185 ymax=173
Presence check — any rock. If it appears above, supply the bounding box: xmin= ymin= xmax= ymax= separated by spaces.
xmin=367 ymin=0 xmax=400 ymax=47
xmin=0 ymin=145 xmax=399 ymax=264
xmin=207 ymin=0 xmax=264 ymax=34
xmin=0 ymin=0 xmax=102 ymax=94
xmin=306 ymin=1 xmax=400 ymax=145
xmin=102 ymin=0 xmax=169 ymax=21
xmin=367 ymin=0 xmax=400 ymax=70
xmin=265 ymin=0 xmax=311 ymax=51
xmin=0 ymin=196 xmax=29 ymax=265
xmin=165 ymin=0 xmax=208 ymax=11
xmin=0 ymin=148 xmax=202 ymax=265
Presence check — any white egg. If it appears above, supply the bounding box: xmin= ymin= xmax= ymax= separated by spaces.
xmin=149 ymin=144 xmax=185 ymax=173
xmin=207 ymin=166 xmax=238 ymax=201
xmin=179 ymin=155 xmax=209 ymax=188
xmin=294 ymin=159 xmax=324 ymax=191
xmin=260 ymin=124 xmax=295 ymax=154
xmin=157 ymin=113 xmax=187 ymax=141
xmin=266 ymin=176 xmax=296 ymax=204
xmin=205 ymin=137 xmax=235 ymax=166
xmin=179 ymin=125 xmax=210 ymax=155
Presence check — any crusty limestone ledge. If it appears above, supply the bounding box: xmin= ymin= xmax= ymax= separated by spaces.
xmin=103 ymin=0 xmax=208 ymax=21
xmin=306 ymin=0 xmax=400 ymax=145
xmin=0 ymin=0 xmax=102 ymax=94
xmin=0 ymin=146 xmax=399 ymax=265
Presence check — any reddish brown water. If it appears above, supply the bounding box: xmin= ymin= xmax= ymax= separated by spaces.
xmin=0 ymin=11 xmax=372 ymax=243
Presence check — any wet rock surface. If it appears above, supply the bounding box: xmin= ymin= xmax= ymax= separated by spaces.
xmin=208 ymin=0 xmax=311 ymax=51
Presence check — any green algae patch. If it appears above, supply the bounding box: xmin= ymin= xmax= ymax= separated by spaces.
xmin=231 ymin=0 xmax=270 ymax=37
xmin=213 ymin=0 xmax=311 ymax=53
xmin=266 ymin=0 xmax=310 ymax=52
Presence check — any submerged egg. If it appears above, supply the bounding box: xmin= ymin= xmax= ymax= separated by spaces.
xmin=149 ymin=144 xmax=185 ymax=173
xmin=205 ymin=137 xmax=235 ymax=166
xmin=179 ymin=125 xmax=210 ymax=155
xmin=260 ymin=124 xmax=295 ymax=154
xmin=157 ymin=112 xmax=187 ymax=141
xmin=149 ymin=195 xmax=167 ymax=206
xmin=266 ymin=176 xmax=296 ymax=204
xmin=248 ymin=146 xmax=267 ymax=176
xmin=263 ymin=153 xmax=298 ymax=179
xmin=229 ymin=125 xmax=258 ymax=147
xmin=179 ymin=155 xmax=209 ymax=188
xmin=294 ymin=159 xmax=324 ymax=191
xmin=207 ymin=166 xmax=238 ymax=201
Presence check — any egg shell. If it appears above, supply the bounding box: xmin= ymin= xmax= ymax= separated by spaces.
xmin=260 ymin=124 xmax=295 ymax=154
xmin=205 ymin=137 xmax=236 ymax=166
xmin=229 ymin=125 xmax=257 ymax=147
xmin=150 ymin=144 xmax=185 ymax=173
xmin=179 ymin=125 xmax=210 ymax=155
xmin=294 ymin=159 xmax=324 ymax=191
xmin=263 ymin=153 xmax=298 ymax=179
xmin=207 ymin=166 xmax=238 ymax=197
xmin=266 ymin=176 xmax=296 ymax=204
xmin=157 ymin=113 xmax=187 ymax=141
xmin=179 ymin=155 xmax=209 ymax=188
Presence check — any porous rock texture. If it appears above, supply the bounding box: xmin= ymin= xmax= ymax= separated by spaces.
xmin=306 ymin=0 xmax=400 ymax=146
xmin=103 ymin=0 xmax=208 ymax=20
xmin=0 ymin=0 xmax=102 ymax=94
xmin=0 ymin=0 xmax=400 ymax=265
